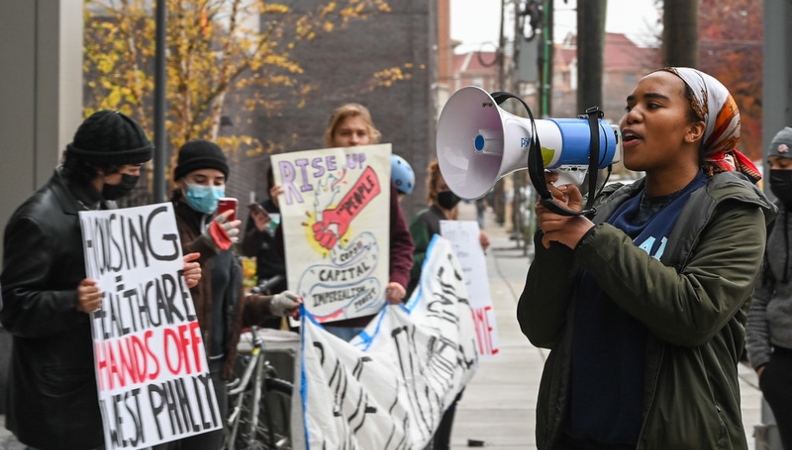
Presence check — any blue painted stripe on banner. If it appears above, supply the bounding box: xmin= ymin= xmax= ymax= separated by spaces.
xmin=299 ymin=304 xmax=311 ymax=450
xmin=359 ymin=307 xmax=387 ymax=352
xmin=302 ymin=304 xmax=323 ymax=326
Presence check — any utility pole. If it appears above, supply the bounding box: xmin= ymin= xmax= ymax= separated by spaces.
xmin=762 ymin=0 xmax=792 ymax=190
xmin=153 ymin=0 xmax=167 ymax=203
xmin=498 ymin=0 xmax=507 ymax=90
xmin=576 ymin=0 xmax=606 ymax=113
xmin=662 ymin=0 xmax=699 ymax=67
xmin=540 ymin=0 xmax=553 ymax=118
xmin=494 ymin=0 xmax=508 ymax=226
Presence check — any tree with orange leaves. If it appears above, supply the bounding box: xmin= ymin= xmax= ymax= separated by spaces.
xmin=83 ymin=0 xmax=393 ymax=176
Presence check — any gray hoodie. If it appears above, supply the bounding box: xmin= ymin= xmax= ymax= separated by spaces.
xmin=746 ymin=202 xmax=792 ymax=369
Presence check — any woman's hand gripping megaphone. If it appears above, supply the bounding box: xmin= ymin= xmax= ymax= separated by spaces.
xmin=536 ymin=172 xmax=595 ymax=250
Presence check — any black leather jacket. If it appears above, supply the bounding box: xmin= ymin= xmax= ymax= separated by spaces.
xmin=0 ymin=169 xmax=110 ymax=450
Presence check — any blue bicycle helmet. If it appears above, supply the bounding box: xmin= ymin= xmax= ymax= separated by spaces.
xmin=391 ymin=154 xmax=415 ymax=195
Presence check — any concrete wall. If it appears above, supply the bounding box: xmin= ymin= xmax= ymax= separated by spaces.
xmin=0 ymin=0 xmax=84 ymax=414
xmin=762 ymin=0 xmax=792 ymax=180
xmin=223 ymin=0 xmax=437 ymax=222
xmin=0 ymin=0 xmax=84 ymax=255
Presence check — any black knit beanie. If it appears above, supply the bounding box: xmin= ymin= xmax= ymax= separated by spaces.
xmin=67 ymin=110 xmax=153 ymax=165
xmin=173 ymin=140 xmax=229 ymax=181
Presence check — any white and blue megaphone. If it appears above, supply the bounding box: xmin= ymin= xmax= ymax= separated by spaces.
xmin=436 ymin=86 xmax=622 ymax=208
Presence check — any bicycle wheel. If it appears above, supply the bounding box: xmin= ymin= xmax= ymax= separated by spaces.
xmin=256 ymin=377 xmax=293 ymax=450
xmin=228 ymin=353 xmax=262 ymax=450
xmin=232 ymin=376 xmax=293 ymax=450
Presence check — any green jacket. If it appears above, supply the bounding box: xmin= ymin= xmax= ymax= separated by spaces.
xmin=518 ymin=172 xmax=775 ymax=450
xmin=408 ymin=205 xmax=446 ymax=295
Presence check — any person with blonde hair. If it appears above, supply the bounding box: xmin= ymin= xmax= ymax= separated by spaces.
xmin=272 ymin=103 xmax=414 ymax=341
xmin=323 ymin=102 xmax=383 ymax=148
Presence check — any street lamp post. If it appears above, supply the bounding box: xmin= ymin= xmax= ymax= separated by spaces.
xmin=153 ymin=0 xmax=167 ymax=203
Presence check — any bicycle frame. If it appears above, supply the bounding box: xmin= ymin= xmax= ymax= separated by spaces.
xmin=227 ymin=327 xmax=266 ymax=450
xmin=227 ymin=325 xmax=294 ymax=450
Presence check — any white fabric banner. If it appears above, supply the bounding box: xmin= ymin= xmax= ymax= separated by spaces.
xmin=295 ymin=235 xmax=479 ymax=449
xmin=440 ymin=220 xmax=500 ymax=357
xmin=271 ymin=144 xmax=392 ymax=324
xmin=79 ymin=203 xmax=221 ymax=450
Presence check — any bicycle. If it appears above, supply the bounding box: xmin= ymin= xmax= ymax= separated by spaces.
xmin=226 ymin=275 xmax=299 ymax=450
xmin=226 ymin=323 xmax=298 ymax=450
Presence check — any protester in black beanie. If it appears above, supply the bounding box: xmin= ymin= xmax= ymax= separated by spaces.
xmin=156 ymin=139 xmax=299 ymax=450
xmin=174 ymin=139 xmax=230 ymax=181
xmin=62 ymin=110 xmax=153 ymax=199
xmin=0 ymin=110 xmax=202 ymax=450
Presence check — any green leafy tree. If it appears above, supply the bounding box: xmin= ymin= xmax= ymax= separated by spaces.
xmin=83 ymin=0 xmax=392 ymax=173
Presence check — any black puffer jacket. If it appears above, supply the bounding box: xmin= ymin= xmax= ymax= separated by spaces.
xmin=0 ymin=169 xmax=110 ymax=450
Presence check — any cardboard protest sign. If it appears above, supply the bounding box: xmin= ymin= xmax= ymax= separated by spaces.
xmin=294 ymin=235 xmax=478 ymax=449
xmin=79 ymin=204 xmax=221 ymax=450
xmin=440 ymin=220 xmax=500 ymax=357
xmin=271 ymin=144 xmax=391 ymax=323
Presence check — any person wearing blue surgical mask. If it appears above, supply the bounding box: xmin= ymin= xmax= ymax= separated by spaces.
xmin=161 ymin=140 xmax=300 ymax=450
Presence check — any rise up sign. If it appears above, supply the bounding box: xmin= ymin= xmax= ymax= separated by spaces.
xmin=272 ymin=144 xmax=392 ymax=323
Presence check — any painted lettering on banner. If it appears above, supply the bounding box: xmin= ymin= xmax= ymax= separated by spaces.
xmin=296 ymin=236 xmax=478 ymax=449
xmin=440 ymin=221 xmax=499 ymax=357
xmin=272 ymin=145 xmax=391 ymax=323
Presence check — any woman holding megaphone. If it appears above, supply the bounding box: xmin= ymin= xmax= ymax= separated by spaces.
xmin=518 ymin=67 xmax=773 ymax=450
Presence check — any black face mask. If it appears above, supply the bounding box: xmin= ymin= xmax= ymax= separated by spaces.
xmin=437 ymin=190 xmax=461 ymax=210
xmin=102 ymin=174 xmax=140 ymax=200
xmin=770 ymin=169 xmax=792 ymax=206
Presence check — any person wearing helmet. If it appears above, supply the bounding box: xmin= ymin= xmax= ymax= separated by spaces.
xmin=391 ymin=153 xmax=416 ymax=201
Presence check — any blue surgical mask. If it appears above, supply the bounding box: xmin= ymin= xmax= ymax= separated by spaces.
xmin=184 ymin=183 xmax=225 ymax=214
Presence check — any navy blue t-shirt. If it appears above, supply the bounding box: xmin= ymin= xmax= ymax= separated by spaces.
xmin=565 ymin=171 xmax=707 ymax=444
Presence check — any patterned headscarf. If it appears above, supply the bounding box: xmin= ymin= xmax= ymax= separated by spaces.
xmin=657 ymin=67 xmax=761 ymax=183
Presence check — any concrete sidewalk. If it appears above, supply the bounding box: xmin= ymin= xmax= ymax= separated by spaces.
xmin=448 ymin=202 xmax=541 ymax=449
xmin=449 ymin=201 xmax=764 ymax=449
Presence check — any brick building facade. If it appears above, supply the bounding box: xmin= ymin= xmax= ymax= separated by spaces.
xmin=222 ymin=0 xmax=440 ymax=221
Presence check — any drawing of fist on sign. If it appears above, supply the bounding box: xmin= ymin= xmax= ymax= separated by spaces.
xmin=313 ymin=166 xmax=381 ymax=249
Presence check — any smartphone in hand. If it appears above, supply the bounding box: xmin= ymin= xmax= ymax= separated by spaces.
xmin=217 ymin=198 xmax=238 ymax=221
xmin=248 ymin=202 xmax=278 ymax=234
xmin=247 ymin=202 xmax=267 ymax=216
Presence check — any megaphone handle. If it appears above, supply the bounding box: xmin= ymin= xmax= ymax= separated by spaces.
xmin=552 ymin=169 xmax=587 ymax=187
